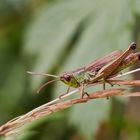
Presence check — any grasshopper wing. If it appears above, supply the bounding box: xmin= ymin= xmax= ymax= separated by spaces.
xmin=85 ymin=50 xmax=123 ymax=72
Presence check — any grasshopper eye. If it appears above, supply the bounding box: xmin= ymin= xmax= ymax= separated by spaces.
xmin=64 ymin=74 xmax=71 ymax=82
xmin=60 ymin=72 xmax=75 ymax=86
xmin=60 ymin=73 xmax=72 ymax=82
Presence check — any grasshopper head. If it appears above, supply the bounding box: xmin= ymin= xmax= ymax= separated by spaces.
xmin=60 ymin=73 xmax=79 ymax=88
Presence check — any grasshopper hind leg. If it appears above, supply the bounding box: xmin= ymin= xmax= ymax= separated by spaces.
xmin=103 ymin=80 xmax=109 ymax=100
xmin=103 ymin=78 xmax=119 ymax=99
xmin=102 ymin=77 xmax=114 ymax=90
xmin=106 ymin=80 xmax=114 ymax=87
xmin=102 ymin=78 xmax=114 ymax=99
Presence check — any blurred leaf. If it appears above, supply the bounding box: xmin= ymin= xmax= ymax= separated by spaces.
xmin=133 ymin=0 xmax=140 ymax=14
xmin=22 ymin=0 xmax=140 ymax=139
xmin=69 ymin=99 xmax=110 ymax=139
xmin=0 ymin=61 xmax=26 ymax=122
xmin=23 ymin=0 xmax=95 ymax=89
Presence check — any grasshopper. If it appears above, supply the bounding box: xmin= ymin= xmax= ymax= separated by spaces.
xmin=87 ymin=42 xmax=136 ymax=90
xmin=28 ymin=42 xmax=139 ymax=98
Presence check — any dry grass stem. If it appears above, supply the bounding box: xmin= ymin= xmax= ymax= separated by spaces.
xmin=1 ymin=88 xmax=139 ymax=136
xmin=109 ymin=79 xmax=140 ymax=86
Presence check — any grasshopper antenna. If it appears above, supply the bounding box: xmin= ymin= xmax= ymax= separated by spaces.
xmin=27 ymin=71 xmax=59 ymax=78
xmin=37 ymin=79 xmax=59 ymax=93
xmin=27 ymin=71 xmax=60 ymax=93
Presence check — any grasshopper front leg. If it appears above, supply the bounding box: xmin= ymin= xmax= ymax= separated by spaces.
xmin=59 ymin=86 xmax=71 ymax=99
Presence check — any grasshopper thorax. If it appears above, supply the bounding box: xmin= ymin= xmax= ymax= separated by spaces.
xmin=60 ymin=72 xmax=79 ymax=88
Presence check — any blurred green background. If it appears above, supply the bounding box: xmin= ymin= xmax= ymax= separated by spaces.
xmin=0 ymin=0 xmax=140 ymax=140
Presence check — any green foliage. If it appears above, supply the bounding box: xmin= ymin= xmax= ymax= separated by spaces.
xmin=1 ymin=0 xmax=140 ymax=140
